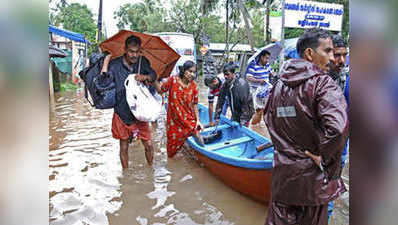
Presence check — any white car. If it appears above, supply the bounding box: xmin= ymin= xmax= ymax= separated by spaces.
xmin=155 ymin=32 xmax=197 ymax=75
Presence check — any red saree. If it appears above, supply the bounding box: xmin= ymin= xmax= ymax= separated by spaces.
xmin=161 ymin=76 xmax=199 ymax=157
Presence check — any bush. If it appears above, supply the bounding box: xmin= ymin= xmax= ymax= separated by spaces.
xmin=60 ymin=82 xmax=79 ymax=92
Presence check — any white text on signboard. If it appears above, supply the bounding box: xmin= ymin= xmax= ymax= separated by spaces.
xmin=284 ymin=0 xmax=344 ymax=31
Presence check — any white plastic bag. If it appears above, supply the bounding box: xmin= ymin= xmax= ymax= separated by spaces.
xmin=125 ymin=74 xmax=162 ymax=122
xmin=253 ymin=82 xmax=273 ymax=110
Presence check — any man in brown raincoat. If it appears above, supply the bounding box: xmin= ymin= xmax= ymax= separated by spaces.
xmin=264 ymin=28 xmax=349 ymax=225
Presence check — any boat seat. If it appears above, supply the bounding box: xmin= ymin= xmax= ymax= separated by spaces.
xmin=208 ymin=136 xmax=253 ymax=151
xmin=201 ymin=124 xmax=230 ymax=133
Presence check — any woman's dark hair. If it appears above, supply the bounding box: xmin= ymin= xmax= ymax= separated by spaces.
xmin=297 ymin=28 xmax=331 ymax=58
xmin=178 ymin=60 xmax=196 ymax=79
xmin=223 ymin=62 xmax=237 ymax=74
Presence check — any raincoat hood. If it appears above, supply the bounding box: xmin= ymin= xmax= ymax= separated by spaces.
xmin=280 ymin=58 xmax=324 ymax=87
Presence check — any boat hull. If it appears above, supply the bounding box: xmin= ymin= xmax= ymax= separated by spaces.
xmin=194 ymin=150 xmax=272 ymax=203
xmin=187 ymin=104 xmax=273 ymax=204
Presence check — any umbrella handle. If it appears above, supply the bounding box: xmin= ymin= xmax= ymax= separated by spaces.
xmin=137 ymin=56 xmax=142 ymax=75
xmin=125 ymin=56 xmax=142 ymax=87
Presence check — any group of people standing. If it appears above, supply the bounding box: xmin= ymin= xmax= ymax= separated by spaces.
xmin=100 ymin=27 xmax=349 ymax=225
xmin=204 ymin=28 xmax=349 ymax=225
xmin=204 ymin=47 xmax=276 ymax=128
xmin=264 ymin=29 xmax=349 ymax=225
xmin=205 ymin=62 xmax=255 ymax=127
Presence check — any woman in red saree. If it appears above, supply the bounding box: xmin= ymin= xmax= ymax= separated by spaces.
xmin=154 ymin=61 xmax=202 ymax=157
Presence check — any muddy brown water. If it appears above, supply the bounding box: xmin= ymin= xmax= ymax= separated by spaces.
xmin=49 ymin=83 xmax=348 ymax=225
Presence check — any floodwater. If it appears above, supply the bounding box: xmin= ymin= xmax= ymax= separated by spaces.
xmin=49 ymin=83 xmax=349 ymax=225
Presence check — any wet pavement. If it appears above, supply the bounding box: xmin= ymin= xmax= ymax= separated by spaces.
xmin=49 ymin=82 xmax=348 ymax=225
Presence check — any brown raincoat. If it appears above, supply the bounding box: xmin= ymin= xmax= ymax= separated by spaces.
xmin=265 ymin=58 xmax=348 ymax=206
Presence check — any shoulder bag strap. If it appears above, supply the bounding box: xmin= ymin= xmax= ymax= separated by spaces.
xmin=84 ymin=83 xmax=95 ymax=107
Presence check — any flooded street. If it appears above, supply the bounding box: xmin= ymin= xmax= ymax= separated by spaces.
xmin=49 ymin=90 xmax=123 ymax=224
xmin=49 ymin=86 xmax=267 ymax=225
xmin=49 ymin=83 xmax=349 ymax=225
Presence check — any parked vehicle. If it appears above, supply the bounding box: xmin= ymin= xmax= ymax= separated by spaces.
xmin=155 ymin=32 xmax=197 ymax=75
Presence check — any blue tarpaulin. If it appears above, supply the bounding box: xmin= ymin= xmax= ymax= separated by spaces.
xmin=49 ymin=25 xmax=90 ymax=44
xmin=283 ymin=38 xmax=300 ymax=59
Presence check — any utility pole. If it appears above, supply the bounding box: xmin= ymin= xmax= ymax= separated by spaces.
xmin=280 ymin=0 xmax=285 ymax=72
xmin=266 ymin=0 xmax=271 ymax=43
xmin=97 ymin=0 xmax=103 ymax=44
xmin=226 ymin=0 xmax=229 ymax=61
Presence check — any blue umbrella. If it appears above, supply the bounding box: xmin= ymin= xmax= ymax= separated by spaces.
xmin=244 ymin=42 xmax=282 ymax=78
xmin=247 ymin=42 xmax=282 ymax=66
xmin=284 ymin=38 xmax=300 ymax=59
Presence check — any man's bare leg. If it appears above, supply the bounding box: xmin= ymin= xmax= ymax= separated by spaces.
xmin=120 ymin=139 xmax=129 ymax=170
xmin=251 ymin=109 xmax=264 ymax=125
xmin=141 ymin=139 xmax=154 ymax=166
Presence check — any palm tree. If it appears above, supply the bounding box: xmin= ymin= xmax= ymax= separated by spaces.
xmin=236 ymin=0 xmax=255 ymax=51
xmin=97 ymin=0 xmax=103 ymax=43
xmin=201 ymin=0 xmax=219 ymax=14
xmin=143 ymin=0 xmax=155 ymax=14
xmin=203 ymin=0 xmax=263 ymax=52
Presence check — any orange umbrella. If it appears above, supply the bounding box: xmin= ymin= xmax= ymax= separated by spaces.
xmin=99 ymin=30 xmax=180 ymax=78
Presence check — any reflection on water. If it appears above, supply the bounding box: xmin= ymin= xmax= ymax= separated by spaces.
xmin=108 ymin=106 xmax=260 ymax=225
xmin=49 ymin=81 xmax=347 ymax=225
xmin=49 ymin=91 xmax=122 ymax=225
xmin=49 ymin=88 xmax=267 ymax=225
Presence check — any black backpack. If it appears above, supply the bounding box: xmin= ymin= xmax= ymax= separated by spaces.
xmin=79 ymin=53 xmax=116 ymax=109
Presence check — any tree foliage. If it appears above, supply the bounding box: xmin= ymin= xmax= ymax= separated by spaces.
xmin=169 ymin=0 xmax=226 ymax=43
xmin=114 ymin=0 xmax=172 ymax=33
xmin=168 ymin=0 xmax=204 ymax=41
xmin=251 ymin=8 xmax=266 ymax=48
xmin=113 ymin=0 xmax=349 ymax=47
xmin=52 ymin=2 xmax=97 ymax=54
xmin=114 ymin=0 xmax=225 ymax=44
xmin=285 ymin=28 xmax=305 ymax=39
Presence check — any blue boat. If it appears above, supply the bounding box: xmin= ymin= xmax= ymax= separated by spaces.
xmin=187 ymin=104 xmax=274 ymax=203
